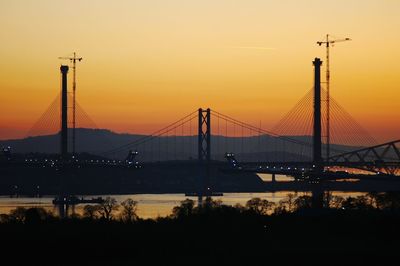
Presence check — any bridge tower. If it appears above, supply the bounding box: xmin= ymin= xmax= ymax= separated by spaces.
xmin=313 ymin=58 xmax=323 ymax=173
xmin=198 ymin=108 xmax=211 ymax=161
xmin=197 ymin=108 xmax=211 ymax=204
xmin=312 ymin=58 xmax=324 ymax=209
xmin=60 ymin=65 xmax=69 ymax=159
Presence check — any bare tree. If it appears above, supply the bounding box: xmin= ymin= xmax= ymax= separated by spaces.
xmin=277 ymin=193 xmax=297 ymax=213
xmin=120 ymin=198 xmax=138 ymax=222
xmin=97 ymin=197 xmax=119 ymax=221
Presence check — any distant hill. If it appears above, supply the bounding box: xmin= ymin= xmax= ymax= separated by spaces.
xmin=0 ymin=128 xmax=361 ymax=161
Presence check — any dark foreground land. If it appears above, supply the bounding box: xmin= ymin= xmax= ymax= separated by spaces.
xmin=1 ymin=195 xmax=400 ymax=265
xmin=1 ymin=212 xmax=398 ymax=265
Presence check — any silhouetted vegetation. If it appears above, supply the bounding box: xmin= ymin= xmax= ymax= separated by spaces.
xmin=2 ymin=192 xmax=400 ymax=224
xmin=1 ymin=192 xmax=400 ymax=265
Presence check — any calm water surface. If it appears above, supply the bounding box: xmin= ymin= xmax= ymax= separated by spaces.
xmin=0 ymin=191 xmax=364 ymax=219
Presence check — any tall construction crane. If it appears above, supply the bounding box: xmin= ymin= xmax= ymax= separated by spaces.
xmin=58 ymin=52 xmax=83 ymax=155
xmin=317 ymin=34 xmax=351 ymax=163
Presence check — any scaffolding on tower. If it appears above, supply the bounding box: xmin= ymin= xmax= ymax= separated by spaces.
xmin=58 ymin=52 xmax=83 ymax=155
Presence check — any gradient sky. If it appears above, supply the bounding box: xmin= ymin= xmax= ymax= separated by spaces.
xmin=0 ymin=0 xmax=399 ymax=142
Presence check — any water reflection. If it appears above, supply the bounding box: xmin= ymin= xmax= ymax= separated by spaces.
xmin=0 ymin=192 xmax=366 ymax=219
xmin=257 ymin=173 xmax=294 ymax=182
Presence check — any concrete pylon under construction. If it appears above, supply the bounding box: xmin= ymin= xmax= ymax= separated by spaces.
xmin=313 ymin=58 xmax=323 ymax=172
xmin=60 ymin=65 xmax=69 ymax=159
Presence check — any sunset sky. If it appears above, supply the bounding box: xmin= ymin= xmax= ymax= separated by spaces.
xmin=0 ymin=0 xmax=399 ymax=142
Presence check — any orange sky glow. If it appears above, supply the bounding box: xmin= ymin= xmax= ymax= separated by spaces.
xmin=0 ymin=0 xmax=399 ymax=143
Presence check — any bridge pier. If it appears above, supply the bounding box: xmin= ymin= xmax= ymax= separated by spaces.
xmin=57 ymin=199 xmax=70 ymax=218
xmin=311 ymin=186 xmax=324 ymax=209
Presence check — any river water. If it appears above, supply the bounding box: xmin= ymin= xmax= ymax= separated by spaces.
xmin=0 ymin=191 xmax=364 ymax=219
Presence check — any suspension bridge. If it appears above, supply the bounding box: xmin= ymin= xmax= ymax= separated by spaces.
xmin=1 ymin=58 xmax=400 ymax=205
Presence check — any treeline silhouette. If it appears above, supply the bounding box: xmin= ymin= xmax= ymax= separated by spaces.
xmin=2 ymin=192 xmax=400 ymax=224
xmin=1 ymin=193 xmax=400 ymax=265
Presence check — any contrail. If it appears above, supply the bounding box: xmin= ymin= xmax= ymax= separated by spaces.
xmin=227 ymin=46 xmax=276 ymax=50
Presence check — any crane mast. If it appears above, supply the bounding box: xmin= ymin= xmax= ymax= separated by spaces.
xmin=58 ymin=52 xmax=83 ymax=155
xmin=317 ymin=34 xmax=351 ymax=163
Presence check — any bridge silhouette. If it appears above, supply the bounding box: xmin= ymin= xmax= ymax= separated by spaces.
xmin=20 ymin=58 xmax=399 ymax=175
xmin=3 ymin=57 xmax=399 ymax=210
